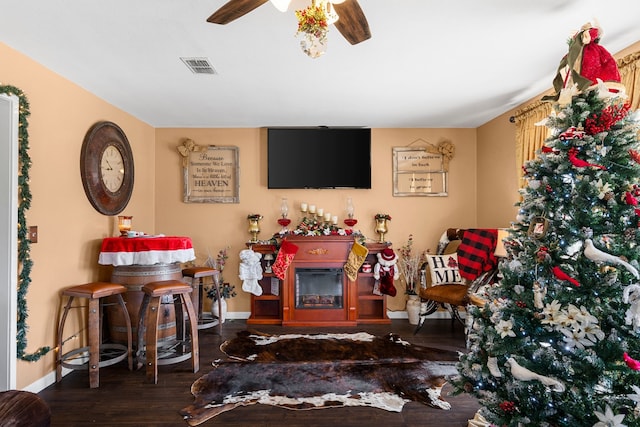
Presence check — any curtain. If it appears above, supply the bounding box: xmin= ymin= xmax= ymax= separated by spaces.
xmin=619 ymin=51 xmax=640 ymax=110
xmin=514 ymin=100 xmax=552 ymax=189
xmin=514 ymin=51 xmax=640 ymax=184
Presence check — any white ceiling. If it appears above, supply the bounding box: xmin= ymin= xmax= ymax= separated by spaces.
xmin=2 ymin=0 xmax=640 ymax=128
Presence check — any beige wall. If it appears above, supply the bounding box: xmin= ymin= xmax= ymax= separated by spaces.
xmin=1 ymin=43 xmax=156 ymax=389
xmin=476 ymin=108 xmax=520 ymax=227
xmin=3 ymin=37 xmax=638 ymax=391
xmin=154 ymin=127 xmax=479 ymax=313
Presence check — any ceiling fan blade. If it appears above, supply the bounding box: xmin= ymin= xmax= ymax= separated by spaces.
xmin=207 ymin=0 xmax=269 ymax=24
xmin=333 ymin=0 xmax=371 ymax=45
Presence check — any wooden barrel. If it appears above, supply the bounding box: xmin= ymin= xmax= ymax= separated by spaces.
xmin=106 ymin=263 xmax=182 ymax=347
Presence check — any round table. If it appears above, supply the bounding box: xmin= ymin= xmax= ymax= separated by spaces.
xmin=99 ymin=236 xmax=196 ymax=346
xmin=99 ymin=235 xmax=195 ymax=266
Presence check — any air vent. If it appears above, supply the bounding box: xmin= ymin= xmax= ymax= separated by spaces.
xmin=180 ymin=57 xmax=217 ymax=75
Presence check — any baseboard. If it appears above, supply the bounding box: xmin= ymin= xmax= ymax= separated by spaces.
xmin=226 ymin=311 xmax=251 ymax=320
xmin=229 ymin=311 xmax=452 ymax=320
xmin=24 ymin=367 xmax=71 ymax=394
xmin=387 ymin=310 xmax=452 ymax=320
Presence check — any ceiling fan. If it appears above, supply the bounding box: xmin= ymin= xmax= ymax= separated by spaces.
xmin=206 ymin=0 xmax=371 ymax=45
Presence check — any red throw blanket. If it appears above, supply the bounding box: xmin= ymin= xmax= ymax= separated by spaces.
xmin=457 ymin=229 xmax=498 ymax=281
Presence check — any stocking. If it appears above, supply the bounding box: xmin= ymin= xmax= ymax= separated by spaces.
xmin=374 ymin=263 xmax=397 ymax=297
xmin=372 ymin=280 xmax=382 ymax=296
xmin=272 ymin=239 xmax=299 ymax=280
xmin=344 ymin=241 xmax=368 ymax=281
xmin=379 ymin=266 xmax=397 ymax=297
xmin=239 ymin=248 xmax=263 ymax=296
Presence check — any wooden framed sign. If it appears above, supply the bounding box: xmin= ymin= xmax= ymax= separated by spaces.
xmin=178 ymin=140 xmax=239 ymax=203
xmin=393 ymin=146 xmax=449 ymax=197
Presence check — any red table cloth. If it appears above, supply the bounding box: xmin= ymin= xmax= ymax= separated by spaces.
xmin=98 ymin=236 xmax=195 ymax=266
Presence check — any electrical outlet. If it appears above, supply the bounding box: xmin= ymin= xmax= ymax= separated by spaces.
xmin=28 ymin=226 xmax=38 ymax=243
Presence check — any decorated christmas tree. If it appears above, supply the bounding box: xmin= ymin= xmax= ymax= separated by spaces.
xmin=453 ymin=23 xmax=640 ymax=426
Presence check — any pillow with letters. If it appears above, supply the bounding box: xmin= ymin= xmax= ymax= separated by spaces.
xmin=426 ymin=253 xmax=464 ymax=286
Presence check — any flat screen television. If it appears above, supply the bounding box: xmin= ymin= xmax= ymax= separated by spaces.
xmin=267 ymin=127 xmax=371 ymax=189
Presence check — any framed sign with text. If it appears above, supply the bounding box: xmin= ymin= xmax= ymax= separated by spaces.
xmin=178 ymin=139 xmax=239 ymax=203
xmin=392 ymin=140 xmax=454 ymax=197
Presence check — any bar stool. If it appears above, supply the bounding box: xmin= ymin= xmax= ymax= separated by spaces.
xmin=56 ymin=282 xmax=133 ymax=388
xmin=136 ymin=280 xmax=199 ymax=384
xmin=181 ymin=266 xmax=222 ymax=335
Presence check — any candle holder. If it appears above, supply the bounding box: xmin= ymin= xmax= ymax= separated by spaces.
xmin=277 ymin=217 xmax=291 ymax=234
xmin=247 ymin=214 xmax=263 ymax=243
xmin=374 ymin=214 xmax=390 ymax=243
xmin=263 ymin=253 xmax=274 ymax=273
xmin=344 ymin=198 xmax=357 ymax=229
xmin=117 ymin=215 xmax=132 ymax=237
xmin=344 ymin=217 xmax=358 ymax=228
xmin=278 ymin=198 xmax=291 ymax=234
xmin=323 ymin=212 xmax=331 ymax=225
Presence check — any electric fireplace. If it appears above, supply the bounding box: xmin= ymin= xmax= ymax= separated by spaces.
xmin=281 ymin=236 xmax=359 ymax=326
xmin=295 ymin=268 xmax=344 ymax=309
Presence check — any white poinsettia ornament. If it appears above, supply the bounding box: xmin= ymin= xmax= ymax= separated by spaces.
xmin=595 ymin=178 xmax=612 ymax=199
xmin=593 ymin=405 xmax=627 ymax=427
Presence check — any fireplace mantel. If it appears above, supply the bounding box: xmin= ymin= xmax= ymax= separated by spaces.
xmin=283 ymin=235 xmax=357 ymax=327
xmin=247 ymin=235 xmax=391 ymax=326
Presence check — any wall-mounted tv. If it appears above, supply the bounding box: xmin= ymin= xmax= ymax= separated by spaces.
xmin=267 ymin=127 xmax=371 ymax=189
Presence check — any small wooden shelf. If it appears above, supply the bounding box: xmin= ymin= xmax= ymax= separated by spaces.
xmin=356 ymin=242 xmax=390 ymax=324
xmin=256 ymin=294 xmax=280 ymax=300
xmin=246 ymin=244 xmax=282 ymax=326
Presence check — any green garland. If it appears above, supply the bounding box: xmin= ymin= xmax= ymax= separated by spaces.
xmin=1 ymin=85 xmax=50 ymax=361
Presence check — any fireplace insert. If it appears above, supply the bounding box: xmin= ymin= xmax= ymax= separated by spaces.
xmin=295 ymin=268 xmax=344 ymax=309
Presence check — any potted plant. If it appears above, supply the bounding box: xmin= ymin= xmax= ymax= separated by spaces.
xmin=397 ymin=234 xmax=426 ymax=325
xmin=205 ymin=246 xmax=237 ymax=322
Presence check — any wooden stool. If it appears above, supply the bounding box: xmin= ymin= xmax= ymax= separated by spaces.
xmin=181 ymin=267 xmax=222 ymax=335
xmin=56 ymin=282 xmax=133 ymax=388
xmin=137 ymin=280 xmax=199 ymax=384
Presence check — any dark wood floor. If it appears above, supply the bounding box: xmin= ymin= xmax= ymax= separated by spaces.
xmin=38 ymin=319 xmax=479 ymax=426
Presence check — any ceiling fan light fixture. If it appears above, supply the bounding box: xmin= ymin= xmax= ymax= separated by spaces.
xmin=325 ymin=2 xmax=339 ymax=25
xmin=270 ymin=0 xmax=291 ymax=12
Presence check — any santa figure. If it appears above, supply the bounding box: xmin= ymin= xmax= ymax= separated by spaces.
xmin=373 ymin=247 xmax=400 ymax=297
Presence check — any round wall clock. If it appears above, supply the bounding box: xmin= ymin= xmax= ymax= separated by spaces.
xmin=80 ymin=121 xmax=134 ymax=215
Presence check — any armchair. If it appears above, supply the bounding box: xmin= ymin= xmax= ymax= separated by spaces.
xmin=414 ymin=228 xmax=499 ymax=334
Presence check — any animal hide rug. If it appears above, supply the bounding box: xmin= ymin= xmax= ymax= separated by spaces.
xmin=180 ymin=330 xmax=460 ymax=426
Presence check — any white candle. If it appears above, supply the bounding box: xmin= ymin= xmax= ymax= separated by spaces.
xmin=317 ymin=208 xmax=324 ymax=217
xmin=301 ymin=202 xmax=308 ymax=212
xmin=324 ymin=212 xmax=331 ymax=221
xmin=332 ymin=215 xmax=338 ymax=224
xmin=309 ymin=204 xmax=316 ymax=214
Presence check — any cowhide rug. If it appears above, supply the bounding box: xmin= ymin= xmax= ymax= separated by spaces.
xmin=180 ymin=330 xmax=460 ymax=426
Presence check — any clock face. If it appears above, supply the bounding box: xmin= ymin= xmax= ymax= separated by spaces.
xmin=80 ymin=121 xmax=134 ymax=216
xmin=101 ymin=145 xmax=125 ymax=193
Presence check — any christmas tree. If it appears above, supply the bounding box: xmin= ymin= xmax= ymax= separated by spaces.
xmin=453 ymin=23 xmax=640 ymax=426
